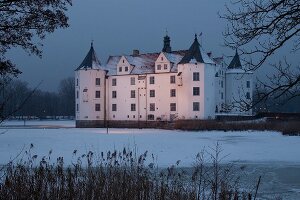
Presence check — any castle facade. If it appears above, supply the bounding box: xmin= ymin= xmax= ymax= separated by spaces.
xmin=75 ymin=35 xmax=253 ymax=128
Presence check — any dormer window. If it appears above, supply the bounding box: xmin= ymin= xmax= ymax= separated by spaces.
xmin=157 ymin=64 xmax=161 ymax=70
xmin=125 ymin=66 xmax=128 ymax=72
xmin=119 ymin=67 xmax=122 ymax=72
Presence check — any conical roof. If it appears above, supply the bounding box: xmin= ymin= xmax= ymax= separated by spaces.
xmin=228 ymin=49 xmax=242 ymax=69
xmin=179 ymin=35 xmax=203 ymax=64
xmin=179 ymin=34 xmax=214 ymax=64
xmin=75 ymin=42 xmax=102 ymax=71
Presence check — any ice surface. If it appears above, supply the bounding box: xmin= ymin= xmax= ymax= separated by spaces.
xmin=1 ymin=120 xmax=300 ymax=167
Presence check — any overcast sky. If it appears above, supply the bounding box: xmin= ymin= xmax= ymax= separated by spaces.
xmin=7 ymin=0 xmax=299 ymax=92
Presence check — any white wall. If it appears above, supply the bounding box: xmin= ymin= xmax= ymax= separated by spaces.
xmin=75 ymin=69 xmax=106 ymax=121
xmin=107 ymin=72 xmax=178 ymax=121
xmin=225 ymin=70 xmax=253 ymax=115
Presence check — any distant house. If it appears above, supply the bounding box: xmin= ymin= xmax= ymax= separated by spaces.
xmin=75 ymin=34 xmax=253 ymax=128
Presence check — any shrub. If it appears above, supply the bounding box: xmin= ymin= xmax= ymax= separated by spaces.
xmin=0 ymin=145 xmax=256 ymax=200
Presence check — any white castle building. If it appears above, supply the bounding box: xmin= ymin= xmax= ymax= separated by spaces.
xmin=75 ymin=35 xmax=253 ymax=128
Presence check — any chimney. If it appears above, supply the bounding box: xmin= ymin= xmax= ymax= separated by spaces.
xmin=132 ymin=49 xmax=139 ymax=56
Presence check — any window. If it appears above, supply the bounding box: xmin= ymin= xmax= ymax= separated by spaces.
xmin=112 ymin=104 xmax=117 ymax=111
xmin=221 ymin=81 xmax=223 ymax=88
xmin=193 ymin=87 xmax=200 ymax=96
xmin=130 ymin=77 xmax=135 ymax=85
xmin=170 ymin=89 xmax=176 ymax=97
xmin=164 ymin=64 xmax=168 ymax=69
xmin=161 ymin=57 xmax=163 ymax=61
xmin=246 ymin=92 xmax=251 ymax=99
xmin=157 ymin=64 xmax=161 ymax=70
xmin=149 ymin=76 xmax=155 ymax=84
xmin=76 ymin=79 xmax=78 ymax=86
xmin=193 ymin=72 xmax=199 ymax=81
xmin=131 ymin=104 xmax=136 ymax=111
xmin=150 ymin=90 xmax=155 ymax=97
xmin=76 ymin=91 xmax=79 ymax=99
xmin=76 ymin=104 xmax=79 ymax=111
xmin=95 ymin=91 xmax=100 ymax=98
xmin=112 ymin=91 xmax=117 ymax=98
xmin=112 ymin=78 xmax=117 ymax=86
xmin=193 ymin=102 xmax=200 ymax=111
xmin=95 ymin=104 xmax=100 ymax=111
xmin=123 ymin=59 xmax=125 ymax=63
xmin=83 ymin=88 xmax=88 ymax=102
xmin=131 ymin=90 xmax=136 ymax=98
xmin=150 ymin=103 xmax=155 ymax=111
xmin=119 ymin=67 xmax=122 ymax=72
xmin=247 ymin=81 xmax=251 ymax=88
xmin=148 ymin=114 xmax=154 ymax=120
xmin=221 ymin=92 xmax=224 ymax=100
xmin=125 ymin=66 xmax=128 ymax=72
xmin=170 ymin=75 xmax=175 ymax=84
xmin=96 ymin=78 xmax=100 ymax=86
xmin=170 ymin=103 xmax=176 ymax=111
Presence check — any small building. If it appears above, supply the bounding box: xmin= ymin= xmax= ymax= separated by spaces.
xmin=75 ymin=35 xmax=253 ymax=128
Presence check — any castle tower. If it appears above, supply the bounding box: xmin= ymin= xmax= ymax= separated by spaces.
xmin=75 ymin=42 xmax=107 ymax=127
xmin=225 ymin=49 xmax=253 ymax=115
xmin=177 ymin=35 xmax=216 ymax=119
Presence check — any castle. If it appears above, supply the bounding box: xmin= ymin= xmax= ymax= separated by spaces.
xmin=75 ymin=35 xmax=253 ymax=128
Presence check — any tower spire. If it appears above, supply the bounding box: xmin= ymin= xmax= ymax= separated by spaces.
xmin=162 ymin=32 xmax=172 ymax=53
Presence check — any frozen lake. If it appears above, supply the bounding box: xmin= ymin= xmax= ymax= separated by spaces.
xmin=1 ymin=120 xmax=300 ymax=199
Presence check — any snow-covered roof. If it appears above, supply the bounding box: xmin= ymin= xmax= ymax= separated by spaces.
xmin=75 ymin=43 xmax=102 ymax=71
xmin=106 ymin=51 xmax=187 ymax=75
xmin=163 ymin=52 xmax=184 ymax=64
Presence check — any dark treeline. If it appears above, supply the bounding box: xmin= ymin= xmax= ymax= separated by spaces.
xmin=1 ymin=77 xmax=75 ymax=119
xmin=253 ymin=90 xmax=300 ymax=113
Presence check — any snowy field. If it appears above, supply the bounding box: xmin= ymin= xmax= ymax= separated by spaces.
xmin=0 ymin=120 xmax=300 ymax=166
xmin=1 ymin=120 xmax=300 ymax=199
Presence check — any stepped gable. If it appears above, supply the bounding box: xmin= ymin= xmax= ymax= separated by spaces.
xmin=76 ymin=42 xmax=102 ymax=71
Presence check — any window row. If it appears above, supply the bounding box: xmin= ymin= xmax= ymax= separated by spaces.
xmin=110 ymin=89 xmax=177 ymax=98
xmin=110 ymin=75 xmax=177 ymax=86
xmin=77 ymin=90 xmax=101 ymax=100
xmin=84 ymin=73 xmax=205 ymax=87
xmin=156 ymin=64 xmax=168 ymax=70
xmin=79 ymin=87 xmax=197 ymax=100
xmin=119 ymin=66 xmax=129 ymax=72
xmin=111 ymin=103 xmax=177 ymax=112
xmin=76 ymin=102 xmax=200 ymax=113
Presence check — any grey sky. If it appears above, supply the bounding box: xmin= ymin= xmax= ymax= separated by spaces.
xmin=7 ymin=0 xmax=298 ymax=91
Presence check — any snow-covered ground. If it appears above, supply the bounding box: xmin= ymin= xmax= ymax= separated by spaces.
xmin=0 ymin=120 xmax=299 ymax=166
xmin=1 ymin=120 xmax=300 ymax=199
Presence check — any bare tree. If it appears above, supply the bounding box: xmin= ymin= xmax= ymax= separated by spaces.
xmin=0 ymin=0 xmax=72 ymax=121
xmin=0 ymin=0 xmax=72 ymax=77
xmin=58 ymin=77 xmax=75 ymax=116
xmin=223 ymin=0 xmax=300 ymax=105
